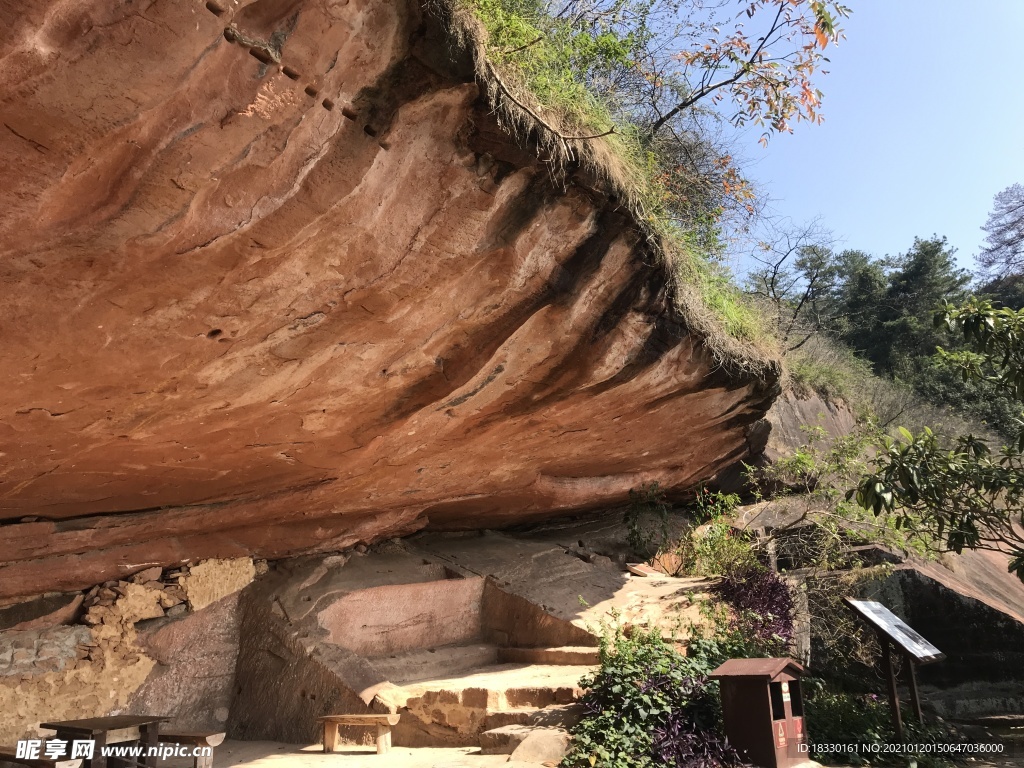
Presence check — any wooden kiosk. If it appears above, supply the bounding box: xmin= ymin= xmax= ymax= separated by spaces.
xmin=710 ymin=658 xmax=808 ymax=768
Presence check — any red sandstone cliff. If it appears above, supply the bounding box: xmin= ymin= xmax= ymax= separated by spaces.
xmin=0 ymin=0 xmax=778 ymax=600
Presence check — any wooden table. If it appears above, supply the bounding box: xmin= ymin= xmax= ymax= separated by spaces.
xmin=39 ymin=716 xmax=168 ymax=768
xmin=317 ymin=715 xmax=400 ymax=755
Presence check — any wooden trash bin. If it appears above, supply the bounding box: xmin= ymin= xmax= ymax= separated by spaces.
xmin=710 ymin=658 xmax=808 ymax=768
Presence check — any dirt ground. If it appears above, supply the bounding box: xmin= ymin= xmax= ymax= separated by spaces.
xmin=157 ymin=739 xmax=1024 ymax=768
xmin=163 ymin=741 xmax=540 ymax=768
xmin=161 ymin=741 xmax=1024 ymax=768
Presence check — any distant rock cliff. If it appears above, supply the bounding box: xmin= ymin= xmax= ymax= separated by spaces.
xmin=0 ymin=0 xmax=778 ymax=599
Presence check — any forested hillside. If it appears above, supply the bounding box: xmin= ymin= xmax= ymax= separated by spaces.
xmin=749 ymin=231 xmax=1023 ymax=438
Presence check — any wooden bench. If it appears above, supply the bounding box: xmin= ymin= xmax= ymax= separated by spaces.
xmin=0 ymin=748 xmax=82 ymax=768
xmin=157 ymin=732 xmax=225 ymax=768
xmin=316 ymin=715 xmax=400 ymax=755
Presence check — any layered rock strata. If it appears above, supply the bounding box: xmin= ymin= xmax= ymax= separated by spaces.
xmin=0 ymin=0 xmax=778 ymax=600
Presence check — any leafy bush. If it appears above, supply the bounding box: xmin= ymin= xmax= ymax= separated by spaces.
xmin=715 ymin=565 xmax=795 ymax=653
xmin=652 ymin=485 xmax=758 ymax=578
xmin=624 ymin=482 xmax=671 ymax=557
xmin=562 ymin=622 xmax=741 ymax=768
xmin=662 ymin=520 xmax=757 ymax=578
xmin=684 ymin=599 xmax=792 ymax=668
xmin=565 ymin=574 xmax=798 ymax=768
xmin=803 ymin=679 xmax=961 ymax=767
xmin=692 ymin=486 xmax=741 ymax=523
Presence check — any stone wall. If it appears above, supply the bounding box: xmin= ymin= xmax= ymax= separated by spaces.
xmin=318 ymin=577 xmax=486 ymax=657
xmin=481 ymin=579 xmax=596 ymax=648
xmin=0 ymin=615 xmax=154 ymax=742
xmin=0 ymin=558 xmax=255 ymax=741
xmin=862 ymin=567 xmax=1024 ymax=718
xmin=0 ymin=627 xmax=91 ymax=678
xmin=228 ymin=583 xmax=388 ymax=745
xmin=126 ymin=594 xmax=242 ymax=730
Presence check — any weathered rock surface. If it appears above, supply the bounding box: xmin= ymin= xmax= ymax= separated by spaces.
xmin=763 ymin=390 xmax=857 ymax=461
xmin=0 ymin=0 xmax=777 ymax=600
xmin=507 ymin=728 xmax=571 ymax=764
xmin=0 ymin=593 xmax=83 ymax=631
xmin=0 ymin=557 xmax=253 ymax=742
xmin=128 ymin=593 xmax=242 ymax=730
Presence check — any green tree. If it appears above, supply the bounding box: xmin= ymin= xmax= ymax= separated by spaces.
xmin=838 ymin=238 xmax=970 ymax=376
xmin=828 ymin=248 xmax=887 ymax=350
xmin=853 ymin=299 xmax=1024 ymax=581
xmin=746 ymin=220 xmax=841 ymax=349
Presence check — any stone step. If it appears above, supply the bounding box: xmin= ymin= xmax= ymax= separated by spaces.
xmin=479 ymin=724 xmax=535 ymax=754
xmin=402 ymin=663 xmax=591 ymax=705
xmin=496 ymin=646 xmax=600 ymax=666
xmin=483 ymin=703 xmax=584 ymax=731
xmin=371 ymin=642 xmax=500 ymax=686
xmin=395 ymin=664 xmax=591 ymax=747
xmin=483 ymin=708 xmax=540 ymax=730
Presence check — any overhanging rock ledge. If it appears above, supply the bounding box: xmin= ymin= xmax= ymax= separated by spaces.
xmin=0 ymin=0 xmax=779 ymax=600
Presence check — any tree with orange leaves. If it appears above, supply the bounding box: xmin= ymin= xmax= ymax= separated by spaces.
xmin=647 ymin=0 xmax=850 ymax=143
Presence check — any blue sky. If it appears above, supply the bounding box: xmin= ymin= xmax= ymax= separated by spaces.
xmin=733 ymin=1 xmax=1024 ymax=273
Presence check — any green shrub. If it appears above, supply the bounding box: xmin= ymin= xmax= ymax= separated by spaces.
xmin=565 ymin=589 xmax=801 ymax=768
xmin=624 ymin=482 xmax=671 ymax=557
xmin=803 ymin=679 xmax=961 ymax=767
xmin=562 ymin=619 xmax=738 ymax=768
xmin=654 ymin=486 xmax=756 ymax=578
xmin=663 ymin=519 xmax=757 ymax=578
xmin=692 ymin=486 xmax=741 ymax=523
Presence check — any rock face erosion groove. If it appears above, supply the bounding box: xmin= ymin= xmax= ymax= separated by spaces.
xmin=0 ymin=0 xmax=779 ymax=600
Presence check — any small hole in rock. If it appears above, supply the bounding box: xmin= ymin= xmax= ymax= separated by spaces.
xmin=322 ymin=98 xmax=335 ymax=111
xmin=363 ymin=125 xmax=377 ymax=137
xmin=341 ymin=107 xmax=357 ymax=121
xmin=304 ymin=85 xmax=319 ymax=97
xmin=281 ymin=66 xmax=300 ymax=80
xmin=249 ymin=48 xmax=274 ymax=65
xmin=205 ymin=1 xmax=225 ymax=15
xmin=207 ymin=329 xmax=222 ymax=338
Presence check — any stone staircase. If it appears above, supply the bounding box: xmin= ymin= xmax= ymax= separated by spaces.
xmin=381 ymin=650 xmax=593 ymax=748
xmin=496 ymin=646 xmax=599 ymax=666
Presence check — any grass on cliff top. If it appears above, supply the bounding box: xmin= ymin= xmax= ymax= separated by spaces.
xmin=435 ymin=0 xmax=778 ymax=373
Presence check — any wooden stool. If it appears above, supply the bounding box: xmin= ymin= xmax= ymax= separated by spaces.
xmin=316 ymin=715 xmax=400 ymax=755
